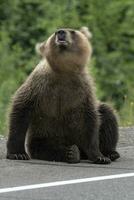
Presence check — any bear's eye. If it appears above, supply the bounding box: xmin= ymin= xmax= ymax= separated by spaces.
xmin=70 ymin=30 xmax=75 ymax=35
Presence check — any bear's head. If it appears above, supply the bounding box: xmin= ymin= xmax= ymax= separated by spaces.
xmin=36 ymin=27 xmax=92 ymax=73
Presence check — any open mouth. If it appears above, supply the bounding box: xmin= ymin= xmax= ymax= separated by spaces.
xmin=56 ymin=37 xmax=68 ymax=46
xmin=55 ymin=30 xmax=68 ymax=47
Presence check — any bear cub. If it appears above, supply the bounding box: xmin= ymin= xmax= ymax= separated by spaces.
xmin=7 ymin=27 xmax=120 ymax=164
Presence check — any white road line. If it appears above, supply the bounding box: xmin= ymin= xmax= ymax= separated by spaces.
xmin=0 ymin=173 xmax=134 ymax=194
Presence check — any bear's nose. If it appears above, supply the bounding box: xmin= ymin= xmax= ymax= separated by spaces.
xmin=56 ymin=29 xmax=66 ymax=41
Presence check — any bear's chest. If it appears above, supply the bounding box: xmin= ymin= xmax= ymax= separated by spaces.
xmin=38 ymin=75 xmax=88 ymax=117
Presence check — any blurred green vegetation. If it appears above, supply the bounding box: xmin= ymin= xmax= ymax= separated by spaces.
xmin=0 ymin=0 xmax=134 ymax=134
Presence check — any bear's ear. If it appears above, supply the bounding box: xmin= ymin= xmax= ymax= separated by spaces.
xmin=35 ymin=42 xmax=46 ymax=56
xmin=80 ymin=27 xmax=92 ymax=39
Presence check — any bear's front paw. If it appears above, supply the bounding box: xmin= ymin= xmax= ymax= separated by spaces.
xmin=94 ymin=156 xmax=111 ymax=164
xmin=66 ymin=145 xmax=80 ymax=163
xmin=7 ymin=153 xmax=30 ymax=160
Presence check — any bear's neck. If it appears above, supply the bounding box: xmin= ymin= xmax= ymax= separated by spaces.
xmin=44 ymin=56 xmax=87 ymax=74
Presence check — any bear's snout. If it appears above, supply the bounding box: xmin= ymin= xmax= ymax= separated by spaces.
xmin=55 ymin=29 xmax=69 ymax=47
xmin=56 ymin=29 xmax=66 ymax=41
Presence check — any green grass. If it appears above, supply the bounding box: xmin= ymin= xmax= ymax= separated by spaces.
xmin=119 ymin=96 xmax=134 ymax=127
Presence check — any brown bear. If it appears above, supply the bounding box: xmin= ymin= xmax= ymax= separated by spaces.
xmin=7 ymin=27 xmax=120 ymax=164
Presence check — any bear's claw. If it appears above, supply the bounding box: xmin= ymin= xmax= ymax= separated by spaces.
xmin=7 ymin=153 xmax=30 ymax=160
xmin=94 ymin=156 xmax=111 ymax=164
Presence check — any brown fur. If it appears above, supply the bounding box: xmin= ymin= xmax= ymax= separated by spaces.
xmin=7 ymin=28 xmax=120 ymax=164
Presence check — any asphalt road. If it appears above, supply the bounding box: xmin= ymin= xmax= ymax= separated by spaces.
xmin=0 ymin=127 xmax=134 ymax=200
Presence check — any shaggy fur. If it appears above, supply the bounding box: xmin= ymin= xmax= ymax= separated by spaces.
xmin=7 ymin=27 xmax=120 ymax=164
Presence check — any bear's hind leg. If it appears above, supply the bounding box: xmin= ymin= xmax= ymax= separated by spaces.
xmin=28 ymin=137 xmax=55 ymax=161
xmin=66 ymin=145 xmax=80 ymax=163
xmin=28 ymin=137 xmax=80 ymax=163
xmin=98 ymin=103 xmax=120 ymax=161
